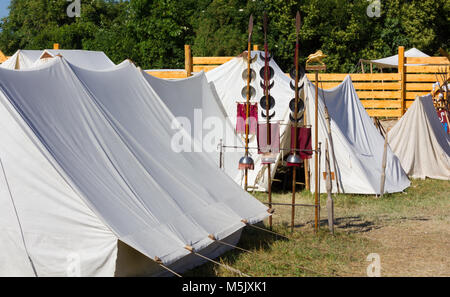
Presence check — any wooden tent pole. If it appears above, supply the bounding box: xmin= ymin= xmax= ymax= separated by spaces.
xmin=303 ymin=112 xmax=310 ymax=191
xmin=325 ymin=140 xmax=334 ymax=235
xmin=185 ymin=45 xmax=192 ymax=77
xmin=379 ymin=134 xmax=388 ymax=197
xmin=314 ymin=70 xmax=319 ymax=233
xmin=398 ymin=46 xmax=406 ymax=117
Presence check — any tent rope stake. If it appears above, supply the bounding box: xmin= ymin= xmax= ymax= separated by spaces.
xmin=208 ymin=234 xmax=254 ymax=254
xmin=153 ymin=257 xmax=182 ymax=277
xmin=241 ymin=220 xmax=290 ymax=240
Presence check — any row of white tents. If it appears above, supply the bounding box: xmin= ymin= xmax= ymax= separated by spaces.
xmin=0 ymin=54 xmax=268 ymax=276
xmin=0 ymin=49 xmax=448 ymax=276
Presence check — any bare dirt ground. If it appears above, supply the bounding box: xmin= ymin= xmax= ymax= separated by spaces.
xmin=362 ymin=219 xmax=450 ymax=276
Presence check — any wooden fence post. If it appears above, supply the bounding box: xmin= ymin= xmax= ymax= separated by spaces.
xmin=398 ymin=46 xmax=406 ymax=117
xmin=185 ymin=44 xmax=193 ymax=77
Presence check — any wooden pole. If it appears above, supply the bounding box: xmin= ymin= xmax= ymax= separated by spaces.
xmin=262 ymin=13 xmax=272 ymax=229
xmin=303 ymin=112 xmax=310 ymax=191
xmin=325 ymin=141 xmax=334 ymax=234
xmin=314 ymin=70 xmax=319 ymax=233
xmin=244 ymin=16 xmax=254 ymax=192
xmin=185 ymin=45 xmax=192 ymax=77
xmin=398 ymin=46 xmax=406 ymax=118
xmin=379 ymin=134 xmax=388 ymax=197
xmin=290 ymin=12 xmax=301 ymax=233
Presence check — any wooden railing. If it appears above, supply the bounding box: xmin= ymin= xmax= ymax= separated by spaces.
xmin=146 ymin=46 xmax=449 ymax=118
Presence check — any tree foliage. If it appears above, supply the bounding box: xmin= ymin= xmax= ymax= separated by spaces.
xmin=0 ymin=0 xmax=448 ymax=72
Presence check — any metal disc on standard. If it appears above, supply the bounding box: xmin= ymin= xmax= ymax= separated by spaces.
xmin=241 ymin=86 xmax=256 ymax=99
xmin=289 ymin=98 xmax=305 ymax=114
xmin=259 ymin=95 xmax=275 ymax=110
xmin=259 ymin=66 xmax=274 ymax=80
xmin=242 ymin=69 xmax=256 ymax=82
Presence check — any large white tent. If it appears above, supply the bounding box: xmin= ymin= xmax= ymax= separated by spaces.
xmin=388 ymin=94 xmax=450 ymax=180
xmin=206 ymin=53 xmax=410 ymax=194
xmin=0 ymin=49 xmax=115 ymax=70
xmin=361 ymin=48 xmax=429 ymax=68
xmin=0 ymin=57 xmax=268 ymax=276
xmin=303 ymin=75 xmax=410 ymax=194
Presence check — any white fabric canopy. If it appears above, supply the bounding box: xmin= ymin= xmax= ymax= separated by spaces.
xmin=388 ymin=95 xmax=450 ymax=180
xmin=303 ymin=75 xmax=410 ymax=194
xmin=366 ymin=48 xmax=429 ymax=68
xmin=1 ymin=49 xmax=115 ymax=70
xmin=0 ymin=57 xmax=268 ymax=276
xmin=142 ymin=71 xmax=243 ymax=185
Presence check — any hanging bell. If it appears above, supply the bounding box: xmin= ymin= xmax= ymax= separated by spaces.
xmin=239 ymin=155 xmax=255 ymax=170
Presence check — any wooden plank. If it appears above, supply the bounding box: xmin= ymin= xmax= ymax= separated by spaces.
xmin=305 ymin=73 xmax=399 ymax=81
xmin=357 ymin=91 xmax=401 ymax=99
xmin=406 ymin=91 xmax=430 ymax=99
xmin=405 ymin=74 xmax=446 ymax=82
xmin=193 ymin=65 xmax=218 ymax=73
xmin=406 ymin=83 xmax=434 ymax=91
xmin=319 ymin=82 xmax=401 ymax=90
xmin=405 ymin=100 xmax=415 ymax=108
xmin=366 ymin=109 xmax=402 ymax=118
xmin=405 ymin=65 xmax=449 ymax=73
xmin=405 ymin=57 xmax=449 ymax=65
xmin=360 ymin=100 xmax=401 ymax=108
xmin=146 ymin=70 xmax=187 ymax=79
xmin=193 ymin=56 xmax=234 ymax=65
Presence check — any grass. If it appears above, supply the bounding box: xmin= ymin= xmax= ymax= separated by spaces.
xmin=185 ymin=178 xmax=450 ymax=277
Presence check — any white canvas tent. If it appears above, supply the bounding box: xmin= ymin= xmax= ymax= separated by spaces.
xmin=361 ymin=48 xmax=429 ymax=69
xmin=206 ymin=53 xmax=410 ymax=194
xmin=0 ymin=57 xmax=268 ymax=276
xmin=303 ymin=75 xmax=411 ymax=194
xmin=388 ymin=94 xmax=450 ymax=180
xmin=142 ymin=71 xmax=243 ymax=185
xmin=0 ymin=49 xmax=115 ymax=70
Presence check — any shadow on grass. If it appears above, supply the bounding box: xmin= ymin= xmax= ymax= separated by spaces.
xmin=182 ymin=222 xmax=288 ymax=277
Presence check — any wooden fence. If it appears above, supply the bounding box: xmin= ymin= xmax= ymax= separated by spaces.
xmin=146 ymin=46 xmax=449 ymax=118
